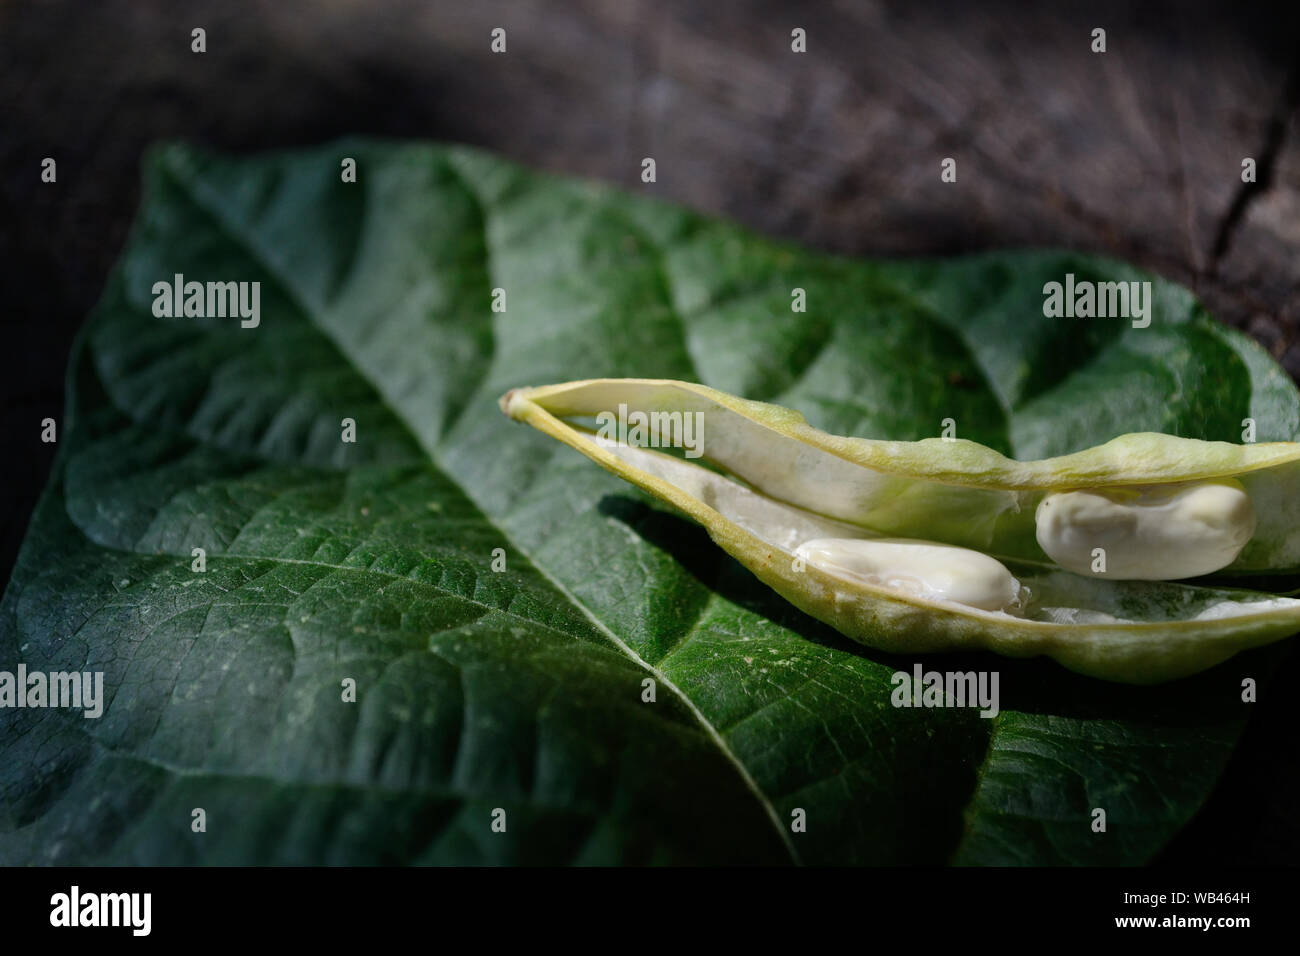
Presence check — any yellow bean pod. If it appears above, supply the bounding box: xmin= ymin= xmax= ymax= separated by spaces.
xmin=501 ymin=379 xmax=1300 ymax=683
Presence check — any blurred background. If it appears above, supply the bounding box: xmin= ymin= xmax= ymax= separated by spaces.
xmin=2 ymin=0 xmax=1298 ymax=864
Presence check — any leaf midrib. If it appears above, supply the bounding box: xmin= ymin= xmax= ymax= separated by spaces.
xmin=152 ymin=148 xmax=803 ymax=864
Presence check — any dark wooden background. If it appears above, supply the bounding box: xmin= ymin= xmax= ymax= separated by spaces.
xmin=2 ymin=0 xmax=1297 ymax=864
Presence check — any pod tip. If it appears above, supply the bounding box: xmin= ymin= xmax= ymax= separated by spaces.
xmin=498 ymin=387 xmax=527 ymax=419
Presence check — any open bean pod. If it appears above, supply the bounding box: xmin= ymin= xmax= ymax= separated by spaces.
xmin=501 ymin=379 xmax=1300 ymax=683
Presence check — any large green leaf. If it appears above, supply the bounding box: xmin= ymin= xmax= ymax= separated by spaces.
xmin=3 ymin=140 xmax=1296 ymax=865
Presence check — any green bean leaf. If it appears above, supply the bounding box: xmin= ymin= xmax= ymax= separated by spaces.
xmin=3 ymin=141 xmax=1295 ymax=865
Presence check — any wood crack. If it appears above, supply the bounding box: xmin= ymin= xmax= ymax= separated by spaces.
xmin=1208 ymin=65 xmax=1300 ymax=270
